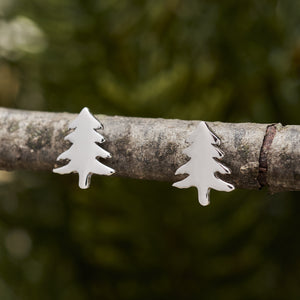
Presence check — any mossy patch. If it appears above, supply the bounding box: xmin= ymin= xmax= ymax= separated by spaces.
xmin=7 ymin=121 xmax=20 ymax=133
xmin=26 ymin=124 xmax=53 ymax=150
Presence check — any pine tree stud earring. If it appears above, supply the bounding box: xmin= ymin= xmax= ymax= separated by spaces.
xmin=173 ymin=121 xmax=234 ymax=206
xmin=53 ymin=107 xmax=115 ymax=189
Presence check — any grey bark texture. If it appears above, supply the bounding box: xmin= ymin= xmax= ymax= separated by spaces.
xmin=0 ymin=107 xmax=299 ymax=193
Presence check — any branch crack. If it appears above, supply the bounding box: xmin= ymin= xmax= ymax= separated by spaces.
xmin=257 ymin=124 xmax=277 ymax=188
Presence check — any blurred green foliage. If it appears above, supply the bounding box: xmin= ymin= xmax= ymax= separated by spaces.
xmin=0 ymin=0 xmax=299 ymax=299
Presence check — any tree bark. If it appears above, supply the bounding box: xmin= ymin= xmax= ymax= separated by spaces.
xmin=0 ymin=107 xmax=299 ymax=193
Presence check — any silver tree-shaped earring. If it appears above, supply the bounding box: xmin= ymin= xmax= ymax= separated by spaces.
xmin=53 ymin=107 xmax=115 ymax=189
xmin=173 ymin=121 xmax=234 ymax=206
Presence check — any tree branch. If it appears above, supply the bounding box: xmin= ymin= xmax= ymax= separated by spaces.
xmin=0 ymin=107 xmax=299 ymax=193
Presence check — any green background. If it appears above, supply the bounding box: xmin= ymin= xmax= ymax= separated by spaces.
xmin=0 ymin=0 xmax=299 ymax=299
